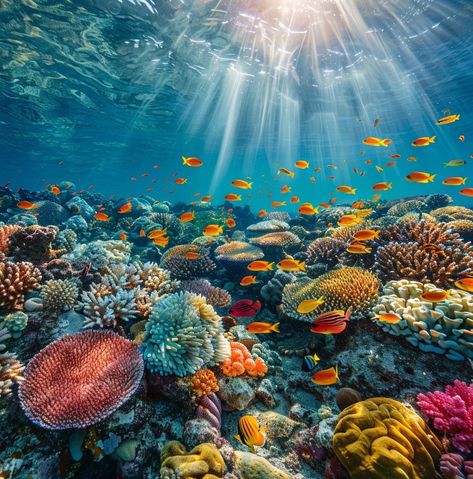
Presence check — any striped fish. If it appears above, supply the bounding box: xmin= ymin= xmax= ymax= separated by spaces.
xmin=235 ymin=415 xmax=266 ymax=453
xmin=302 ymin=353 xmax=320 ymax=372
xmin=310 ymin=309 xmax=350 ymax=335
xmin=229 ymin=299 xmax=261 ymax=317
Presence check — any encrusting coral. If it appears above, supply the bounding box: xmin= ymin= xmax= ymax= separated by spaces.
xmin=221 ymin=341 xmax=268 ymax=378
xmin=18 ymin=330 xmax=144 ymax=429
xmin=333 ymin=397 xmax=443 ymax=479
xmin=0 ymin=261 xmax=42 ymax=310
xmin=40 ymin=279 xmax=79 ymax=312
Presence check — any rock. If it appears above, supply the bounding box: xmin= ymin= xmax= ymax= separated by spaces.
xmin=255 ymin=379 xmax=277 ymax=408
xmin=235 ymin=451 xmax=289 ymax=479
xmin=219 ymin=377 xmax=255 ymax=410
xmin=36 ymin=200 xmax=70 ymax=225
xmin=24 ymin=297 xmax=44 ymax=312
xmin=114 ymin=439 xmax=139 ymax=462
xmin=65 ymin=196 xmax=94 ymax=220
xmin=183 ymin=419 xmax=220 ymax=449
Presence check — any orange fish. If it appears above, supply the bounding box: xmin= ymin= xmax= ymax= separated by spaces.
xmin=311 ymin=366 xmax=339 ymax=386
xmin=407 ymin=156 xmax=417 ymax=162
xmin=346 ymin=243 xmax=372 ymax=254
xmin=174 ymin=178 xmax=187 ymax=185
xmin=459 ymin=135 xmax=465 ymax=142
xmin=352 ymin=229 xmax=380 ymax=241
xmin=180 ymin=211 xmax=195 ymax=222
xmin=148 ymin=229 xmax=167 ymax=239
xmin=412 ymin=136 xmax=436 ymax=147
xmin=372 ymin=182 xmax=392 ymax=191
xmin=152 ymin=236 xmax=169 ymax=248
xmin=352 ymin=201 xmax=364 ymax=209
xmin=225 ymin=194 xmax=242 ymax=201
xmin=310 ymin=309 xmax=350 ymax=334
xmin=246 ymin=322 xmax=280 ymax=334
xmin=17 ymin=200 xmax=37 ymax=210
xmin=182 ymin=156 xmax=203 ymax=167
xmin=95 ymin=212 xmax=110 ymax=222
xmin=386 ymin=161 xmax=396 ymax=167
xmin=390 ymin=154 xmax=401 ymax=159
xmin=277 ymin=259 xmax=305 ymax=272
xmin=336 ymin=185 xmax=356 ymax=195
xmin=240 ymin=275 xmax=257 ymax=286
xmin=118 ymin=202 xmax=132 ymax=214
xmin=320 ymin=202 xmax=331 ymax=209
xmin=290 ymin=196 xmax=300 ymax=203
xmin=258 ymin=209 xmax=267 ymax=218
xmin=203 ymin=224 xmax=223 ymax=236
xmin=119 ymin=232 xmax=128 ymax=241
xmin=184 ymin=252 xmax=200 ymax=260
xmin=280 ymin=185 xmax=291 ymax=194
xmin=298 ymin=203 xmax=319 ymax=216
xmin=420 ymin=290 xmax=449 ymax=302
xmin=295 ymin=160 xmax=309 ymax=169
xmin=374 ymin=313 xmax=401 ymax=324
xmin=226 ymin=218 xmax=236 ymax=228
xmin=454 ymin=277 xmax=473 ymax=292
xmin=363 ymin=137 xmax=391 ymax=147
xmin=277 ymin=168 xmax=295 ymax=178
xmin=248 ymin=261 xmax=274 ymax=272
xmin=232 ymin=179 xmax=253 ymax=189
xmin=50 ymin=186 xmax=61 ymax=195
xmin=442 ymin=177 xmax=467 ymax=186
xmin=271 ymin=201 xmax=286 ymax=208
xmin=460 ymin=187 xmax=473 ymax=197
xmin=201 ymin=195 xmax=213 ymax=202
xmin=406 ymin=171 xmax=436 ymax=183
xmin=338 ymin=214 xmax=361 ymax=227
xmin=139 ymin=229 xmax=146 ymax=237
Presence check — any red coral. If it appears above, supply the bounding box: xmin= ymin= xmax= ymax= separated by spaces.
xmin=18 ymin=330 xmax=144 ymax=429
xmin=0 ymin=261 xmax=42 ymax=310
xmin=221 ymin=341 xmax=267 ymax=378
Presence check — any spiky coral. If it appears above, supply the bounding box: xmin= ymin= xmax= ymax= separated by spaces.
xmin=417 ymin=380 xmax=473 ymax=453
xmin=160 ymin=244 xmax=216 ymax=279
xmin=0 ymin=224 xmax=21 ymax=254
xmin=221 ymin=341 xmax=268 ymax=378
xmin=0 ymin=261 xmax=42 ymax=310
xmin=190 ymin=369 xmax=219 ymax=397
xmin=143 ymin=292 xmax=230 ymax=376
xmin=40 ymin=279 xmax=79 ymax=312
xmin=282 ymin=267 xmax=380 ymax=321
xmin=181 ymin=279 xmax=231 ymax=308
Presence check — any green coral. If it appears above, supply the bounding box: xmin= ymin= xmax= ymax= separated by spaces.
xmin=3 ymin=311 xmax=28 ymax=338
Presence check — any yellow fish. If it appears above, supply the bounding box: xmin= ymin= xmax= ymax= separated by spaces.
xmin=232 ymin=179 xmax=253 ymax=189
xmin=297 ymin=297 xmax=325 ymax=314
xmin=436 ymin=114 xmax=460 ymax=125
xmin=336 ymin=185 xmax=356 ymax=195
xmin=295 ymin=160 xmax=309 ymax=169
xmin=235 ymin=416 xmax=266 ymax=453
xmin=278 ymin=168 xmax=295 ymax=178
xmin=277 ymin=259 xmax=305 ymax=272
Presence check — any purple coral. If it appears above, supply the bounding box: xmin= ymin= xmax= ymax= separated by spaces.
xmin=440 ymin=453 xmax=473 ymax=479
xmin=196 ymin=392 xmax=222 ymax=432
xmin=417 ymin=380 xmax=473 ymax=453
xmin=181 ymin=279 xmax=231 ymax=308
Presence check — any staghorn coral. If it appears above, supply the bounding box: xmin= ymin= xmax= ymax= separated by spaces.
xmin=215 ymin=241 xmax=264 ymax=272
xmin=372 ymin=280 xmax=473 ymax=361
xmin=40 ymin=279 xmax=79 ymax=312
xmin=282 ymin=267 xmax=380 ymax=321
xmin=160 ymin=244 xmax=216 ymax=280
xmin=0 ymin=224 xmax=21 ymax=254
xmin=221 ymin=341 xmax=267 ymax=378
xmin=8 ymin=225 xmax=57 ymax=263
xmin=0 ymin=261 xmax=42 ymax=310
xmin=160 ymin=440 xmax=224 ymax=479
xmin=333 ymin=397 xmax=443 ymax=479
xmin=143 ymin=292 xmax=230 ymax=376
xmin=3 ymin=311 xmax=28 ymax=338
xmin=181 ymin=279 xmax=231 ymax=309
xmin=249 ymin=231 xmax=301 ymax=250
xmin=18 ymin=330 xmax=144 ymax=429
xmin=246 ymin=220 xmax=289 ymax=233
xmin=417 ymin=380 xmax=473 ymax=453
xmin=191 ymin=369 xmax=219 ymax=397
xmin=306 ymin=237 xmax=346 ymax=268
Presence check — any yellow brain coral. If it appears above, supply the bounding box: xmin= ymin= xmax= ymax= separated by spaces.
xmin=333 ymin=397 xmax=443 ymax=479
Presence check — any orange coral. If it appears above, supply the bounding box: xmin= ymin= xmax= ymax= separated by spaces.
xmin=0 ymin=225 xmax=21 ymax=254
xmin=221 ymin=342 xmax=267 ymax=378
xmin=190 ymin=369 xmax=219 ymax=397
xmin=0 ymin=261 xmax=42 ymax=310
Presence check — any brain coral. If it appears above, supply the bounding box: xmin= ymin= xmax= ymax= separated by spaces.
xmin=40 ymin=279 xmax=79 ymax=312
xmin=18 ymin=330 xmax=144 ymax=429
xmin=143 ymin=292 xmax=230 ymax=376
xmin=372 ymin=280 xmax=473 ymax=361
xmin=160 ymin=244 xmax=216 ymax=279
xmin=333 ymin=397 xmax=443 ymax=479
xmin=0 ymin=261 xmax=42 ymax=310
xmin=215 ymin=241 xmax=264 ymax=271
xmin=282 ymin=267 xmax=380 ymax=321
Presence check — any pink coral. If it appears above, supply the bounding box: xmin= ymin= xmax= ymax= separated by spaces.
xmin=221 ymin=341 xmax=267 ymax=378
xmin=439 ymin=453 xmax=473 ymax=479
xmin=417 ymin=380 xmax=473 ymax=453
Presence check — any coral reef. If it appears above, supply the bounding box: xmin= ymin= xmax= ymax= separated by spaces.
xmin=3 ymin=311 xmax=28 ymax=338
xmin=161 ymin=244 xmax=217 ymax=279
xmin=0 ymin=261 xmax=42 ymax=310
xmin=249 ymin=231 xmax=301 ymax=251
xmin=191 ymin=369 xmax=220 ymax=397
xmin=0 ymin=224 xmax=21 ymax=254
xmin=40 ymin=279 xmax=79 ymax=312
xmin=439 ymin=453 xmax=473 ymax=479
xmin=215 ymin=241 xmax=264 ymax=271
xmin=235 ymin=451 xmax=289 ymax=479
xmin=0 ymin=326 xmax=24 ymax=396
xmin=8 ymin=225 xmax=58 ymax=263
xmin=196 ymin=393 xmax=222 ymax=432
xmin=246 ymin=220 xmax=289 ymax=233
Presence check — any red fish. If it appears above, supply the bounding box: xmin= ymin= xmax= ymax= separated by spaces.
xmin=229 ymin=300 xmax=261 ymax=317
xmin=310 ymin=309 xmax=351 ymax=335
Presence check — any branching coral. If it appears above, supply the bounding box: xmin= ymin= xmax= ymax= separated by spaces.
xmin=8 ymin=225 xmax=57 ymax=263
xmin=191 ymin=369 xmax=219 ymax=397
xmin=372 ymin=280 xmax=473 ymax=361
xmin=40 ymin=279 xmax=79 ymax=312
xmin=417 ymin=380 xmax=473 ymax=453
xmin=221 ymin=341 xmax=268 ymax=378
xmin=18 ymin=330 xmax=144 ymax=429
xmin=439 ymin=453 xmax=473 ymax=479
xmin=0 ymin=261 xmax=42 ymax=310
xmin=160 ymin=244 xmax=216 ymax=279
xmin=3 ymin=311 xmax=28 ymax=338
xmin=282 ymin=267 xmax=380 ymax=321
xmin=181 ymin=279 xmax=231 ymax=309
xmin=143 ymin=292 xmax=230 ymax=376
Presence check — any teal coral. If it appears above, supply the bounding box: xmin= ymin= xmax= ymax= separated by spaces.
xmin=3 ymin=311 xmax=28 ymax=338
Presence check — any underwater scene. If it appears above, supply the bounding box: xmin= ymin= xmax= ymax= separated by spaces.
xmin=1 ymin=0 xmax=473 ymax=478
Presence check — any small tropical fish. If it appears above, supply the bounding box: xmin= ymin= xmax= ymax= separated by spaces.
xmin=240 ymin=275 xmax=257 ymax=286
xmin=229 ymin=299 xmax=261 ymax=317
xmin=352 ymin=229 xmax=380 ymax=241
xmin=363 ymin=137 xmax=391 ymax=147
xmin=412 ymin=136 xmax=436 ymax=147
xmin=295 ymin=160 xmax=309 ymax=169
xmin=50 ymin=186 xmax=61 ymax=195
xmin=247 ymin=260 xmax=274 ymax=272
xmin=346 ymin=243 xmax=372 ymax=254
xmin=139 ymin=229 xmax=146 ymax=237
xmin=201 ymin=195 xmax=213 ymax=202
xmin=258 ymin=209 xmax=267 ymax=218
xmin=442 ymin=177 xmax=467 ymax=186
xmin=297 ymin=297 xmax=325 ymax=314
xmin=310 ymin=309 xmax=350 ymax=335
xmin=235 ymin=415 xmax=266 ymax=453
xmin=406 ymin=171 xmax=436 ymax=183
xmin=336 ymin=185 xmax=356 ymax=195
xmin=302 ymin=353 xmax=320 ymax=372
xmin=371 ymin=193 xmax=382 ymax=202
xmin=373 ymin=313 xmax=401 ymax=324
xmin=436 ymin=114 xmax=460 ymax=125
xmin=460 ymin=187 xmax=473 ymax=197
xmin=184 ymin=252 xmax=200 ymax=260
xmin=311 ymin=366 xmax=339 ymax=386
xmin=271 ymin=201 xmax=286 ymax=208
xmin=226 ymin=218 xmax=236 ymax=228
xmin=373 ymin=118 xmax=380 ymax=127
xmin=310 ymin=176 xmax=316 ymax=184
xmin=320 ymin=202 xmax=331 ymax=209
xmin=327 ymin=164 xmax=337 ymax=169
xmin=290 ymin=196 xmax=300 ymax=203
xmin=17 ymin=200 xmax=37 ymax=210
xmin=148 ymin=229 xmax=167 ymax=239
xmin=95 ymin=212 xmax=110 ymax=222
xmin=203 ymin=224 xmax=223 ymax=236
xmin=352 ymin=201 xmax=365 ymax=209
xmin=420 ymin=290 xmax=449 ymax=302
xmin=232 ymin=179 xmax=253 ymax=189
xmin=454 ymin=277 xmax=473 ymax=292
xmin=118 ymin=202 xmax=132 ymax=214
xmin=174 ymin=178 xmax=187 ymax=185
xmin=298 ymin=203 xmax=319 ymax=216
xmin=444 ymin=160 xmax=466 ymax=167
xmin=246 ymin=322 xmax=280 ymax=334
xmin=277 ymin=259 xmax=305 ymax=272
xmin=278 ymin=168 xmax=295 ymax=178
xmin=152 ymin=236 xmax=169 ymax=247
xmin=280 ymin=185 xmax=291 ymax=194
xmin=375 ymin=165 xmax=384 ymax=172
xmin=372 ymin=181 xmax=392 ymax=191
xmin=182 ymin=156 xmax=203 ymax=167
xmin=407 ymin=156 xmax=417 ymax=162
xmin=179 ymin=211 xmax=195 ymax=222
xmin=390 ymin=154 xmax=401 ymax=159
xmin=459 ymin=135 xmax=465 ymax=142
xmin=225 ymin=193 xmax=242 ymax=201
xmin=119 ymin=232 xmax=127 ymax=241
xmin=386 ymin=161 xmax=396 ymax=167
xmin=338 ymin=214 xmax=362 ymax=227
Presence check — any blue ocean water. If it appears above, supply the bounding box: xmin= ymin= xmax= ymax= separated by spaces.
xmin=0 ymin=0 xmax=472 ymax=206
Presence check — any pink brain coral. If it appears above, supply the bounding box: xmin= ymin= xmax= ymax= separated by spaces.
xmin=18 ymin=330 xmax=144 ymax=429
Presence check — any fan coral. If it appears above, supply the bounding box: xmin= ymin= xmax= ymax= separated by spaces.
xmin=18 ymin=330 xmax=144 ymax=429
xmin=3 ymin=311 xmax=28 ymax=338
xmin=439 ymin=453 xmax=473 ymax=479
xmin=0 ymin=224 xmax=21 ymax=254
xmin=8 ymin=225 xmax=57 ymax=263
xmin=181 ymin=279 xmax=231 ymax=309
xmin=333 ymin=397 xmax=443 ymax=479
xmin=246 ymin=220 xmax=289 ymax=233
xmin=196 ymin=392 xmax=222 ymax=431
xmin=215 ymin=241 xmax=264 ymax=271
xmin=249 ymin=231 xmax=301 ymax=250
xmin=417 ymin=380 xmax=473 ymax=453
xmin=191 ymin=369 xmax=219 ymax=397
xmin=306 ymin=237 xmax=346 ymax=268
xmin=0 ymin=261 xmax=42 ymax=310
xmin=40 ymin=279 xmax=79 ymax=312
xmin=160 ymin=244 xmax=216 ymax=279
xmin=143 ymin=292 xmax=230 ymax=376
xmin=282 ymin=267 xmax=380 ymax=321
xmin=221 ymin=341 xmax=268 ymax=378
xmin=372 ymin=280 xmax=473 ymax=361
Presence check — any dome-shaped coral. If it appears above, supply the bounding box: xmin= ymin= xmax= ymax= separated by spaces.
xmin=40 ymin=279 xmax=79 ymax=312
xmin=215 ymin=241 xmax=264 ymax=272
xmin=249 ymin=231 xmax=301 ymax=251
xmin=160 ymin=244 xmax=216 ymax=279
xmin=181 ymin=279 xmax=231 ymax=309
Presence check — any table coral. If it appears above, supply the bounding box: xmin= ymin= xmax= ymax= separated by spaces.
xmin=333 ymin=397 xmax=443 ymax=479
xmin=372 ymin=280 xmax=473 ymax=361
xmin=417 ymin=380 xmax=473 ymax=453
xmin=0 ymin=261 xmax=42 ymax=310
xmin=221 ymin=341 xmax=267 ymax=378
xmin=215 ymin=241 xmax=264 ymax=272
xmin=18 ymin=330 xmax=144 ymax=429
